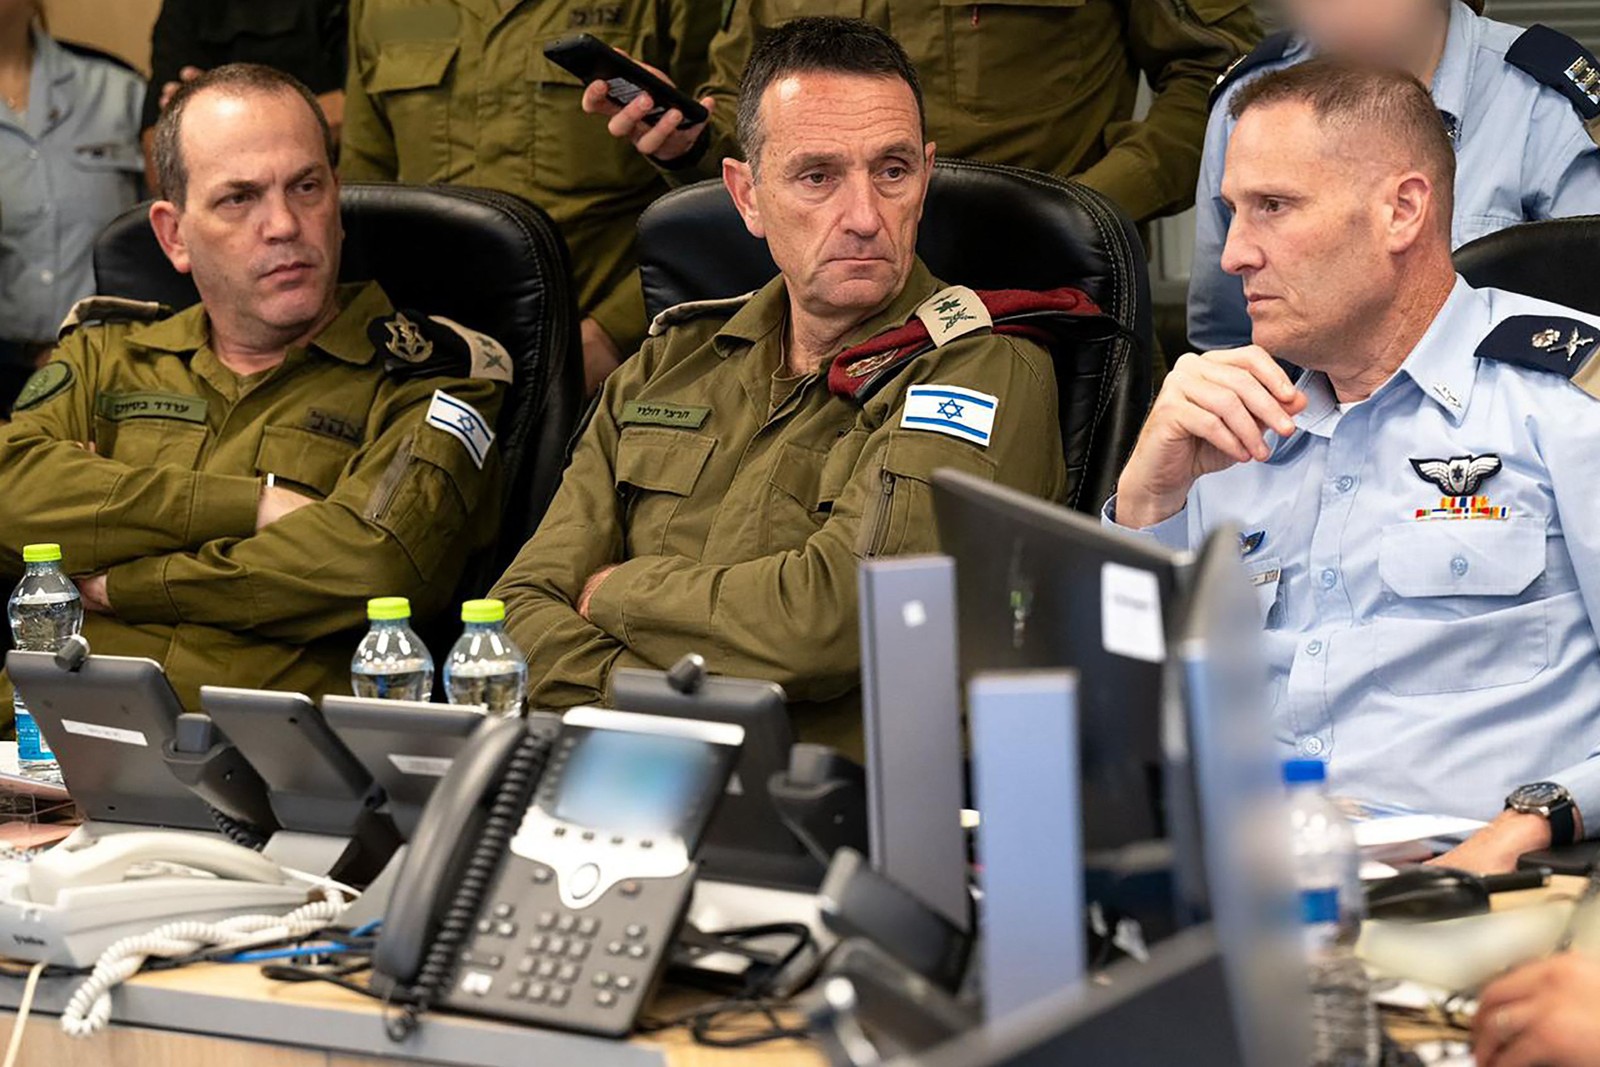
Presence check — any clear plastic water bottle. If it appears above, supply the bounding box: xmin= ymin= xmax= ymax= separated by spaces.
xmin=351 ymin=597 xmax=434 ymax=701
xmin=444 ymin=599 xmax=527 ymax=717
xmin=7 ymin=544 xmax=82 ymax=778
xmin=1284 ymin=759 xmax=1379 ymax=1067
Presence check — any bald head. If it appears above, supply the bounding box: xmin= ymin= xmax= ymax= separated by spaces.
xmin=1231 ymin=58 xmax=1455 ymax=239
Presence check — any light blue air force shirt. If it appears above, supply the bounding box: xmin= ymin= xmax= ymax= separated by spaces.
xmin=0 ymin=29 xmax=143 ymax=343
xmin=1187 ymin=0 xmax=1600 ymax=352
xmin=1112 ymin=279 xmax=1600 ymax=825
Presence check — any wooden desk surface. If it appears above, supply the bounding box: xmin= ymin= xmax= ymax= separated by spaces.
xmin=0 ymin=961 xmax=824 ymax=1067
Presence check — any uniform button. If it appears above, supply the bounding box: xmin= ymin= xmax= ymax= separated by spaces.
xmin=1300 ymin=737 xmax=1325 ymax=757
xmin=1306 ymin=640 xmax=1323 ymax=657
xmin=26 ymin=149 xmax=38 ymax=160
xmin=1335 ymin=475 xmax=1355 ymax=492
xmin=1451 ymin=556 xmax=1469 ymax=577
xmin=1319 ymin=569 xmax=1337 ymax=589
xmin=39 ymin=269 xmax=54 ymax=284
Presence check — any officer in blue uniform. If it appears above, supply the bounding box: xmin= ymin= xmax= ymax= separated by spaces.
xmin=1188 ymin=0 xmax=1600 ymax=352
xmin=1115 ymin=61 xmax=1600 ymax=874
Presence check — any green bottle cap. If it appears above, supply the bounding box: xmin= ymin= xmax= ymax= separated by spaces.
xmin=22 ymin=543 xmax=62 ymax=564
xmin=367 ymin=596 xmax=412 ymax=621
xmin=461 ymin=599 xmax=505 ymax=624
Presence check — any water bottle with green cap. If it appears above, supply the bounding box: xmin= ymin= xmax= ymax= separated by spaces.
xmin=7 ymin=543 xmax=82 ymax=777
xmin=351 ymin=596 xmax=434 ymax=701
xmin=444 ymin=599 xmax=527 ymax=717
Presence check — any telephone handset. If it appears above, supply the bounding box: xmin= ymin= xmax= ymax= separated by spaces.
xmin=372 ymin=708 xmax=744 ymax=1039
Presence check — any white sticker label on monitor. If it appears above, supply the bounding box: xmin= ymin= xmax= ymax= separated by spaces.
xmin=388 ymin=754 xmax=454 ymax=778
xmin=1101 ymin=562 xmax=1165 ymax=664
xmin=59 ymin=720 xmax=148 ymax=747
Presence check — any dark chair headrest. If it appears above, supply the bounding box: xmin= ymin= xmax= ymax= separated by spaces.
xmin=92 ymin=182 xmax=583 ymax=583
xmin=636 ymin=159 xmax=1152 ymax=512
xmin=1454 ymin=216 xmax=1600 ymax=317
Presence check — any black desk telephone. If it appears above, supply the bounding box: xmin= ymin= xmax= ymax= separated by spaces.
xmin=371 ymin=708 xmax=745 ymax=1038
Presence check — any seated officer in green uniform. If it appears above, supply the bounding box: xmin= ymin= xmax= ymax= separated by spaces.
xmin=0 ymin=63 xmax=509 ymax=722
xmin=491 ymin=19 xmax=1068 ymax=753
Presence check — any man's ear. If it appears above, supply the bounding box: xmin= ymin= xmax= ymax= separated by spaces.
xmin=148 ymin=200 xmax=192 ymax=275
xmin=723 ymin=157 xmax=765 ymax=240
xmin=1387 ymin=172 xmax=1433 ymax=254
xmin=917 ymin=140 xmax=937 ymax=222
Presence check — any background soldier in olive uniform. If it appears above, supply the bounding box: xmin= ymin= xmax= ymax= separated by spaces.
xmin=339 ymin=0 xmax=720 ymax=392
xmin=588 ymin=0 xmax=1262 ymax=227
xmin=491 ymin=19 xmax=1066 ymax=754
xmin=0 ymin=66 xmax=507 ymax=723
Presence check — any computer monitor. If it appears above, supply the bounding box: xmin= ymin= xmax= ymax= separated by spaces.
xmin=321 ymin=697 xmax=485 ymax=839
xmin=6 ymin=651 xmax=215 ymax=830
xmin=609 ymin=667 xmax=823 ymax=891
xmin=931 ymin=469 xmax=1182 ymax=855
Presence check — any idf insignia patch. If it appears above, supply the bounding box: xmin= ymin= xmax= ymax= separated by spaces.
xmin=382 ymin=312 xmax=434 ymax=363
xmin=914 ymin=286 xmax=993 ymax=348
xmin=12 ymin=362 xmax=72 ymax=412
xmin=1410 ymin=454 xmax=1502 ymax=496
xmin=1476 ymin=315 xmax=1600 ymax=399
xmin=369 ymin=310 xmax=514 ymax=384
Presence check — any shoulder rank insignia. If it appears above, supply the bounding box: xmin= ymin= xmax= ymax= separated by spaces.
xmin=56 ymin=296 xmax=170 ymax=341
xmin=367 ymin=310 xmax=514 ymax=385
xmin=647 ymin=292 xmax=759 ymax=338
xmin=1507 ymin=24 xmax=1600 ymax=144
xmin=1209 ymin=30 xmax=1295 ymax=111
xmin=1476 ymin=314 xmax=1600 ymax=399
xmin=1410 ymin=454 xmax=1502 ymax=496
xmin=828 ymin=286 xmax=1117 ymax=404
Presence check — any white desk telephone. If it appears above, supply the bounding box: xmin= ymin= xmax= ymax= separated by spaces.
xmin=0 ymin=830 xmax=312 ymax=966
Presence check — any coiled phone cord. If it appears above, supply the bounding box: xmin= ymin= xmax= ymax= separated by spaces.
xmin=386 ymin=730 xmax=552 ymax=1042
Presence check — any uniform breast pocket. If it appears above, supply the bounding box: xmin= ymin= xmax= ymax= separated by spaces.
xmin=530 ymin=34 xmax=660 ymax=196
xmin=939 ymin=0 xmax=1088 ymax=120
xmin=614 ymin=427 xmax=716 ymax=556
xmin=1371 ymin=519 xmax=1551 ymax=696
xmin=363 ymin=39 xmax=458 ymax=179
xmin=766 ymin=439 xmax=856 ymax=550
xmin=255 ymin=425 xmax=358 ymax=500
xmin=96 ymin=418 xmax=207 ymax=471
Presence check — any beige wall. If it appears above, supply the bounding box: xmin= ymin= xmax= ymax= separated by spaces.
xmin=41 ymin=0 xmax=161 ymax=75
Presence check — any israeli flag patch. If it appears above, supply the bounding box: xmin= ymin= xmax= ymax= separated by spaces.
xmin=425 ymin=389 xmax=495 ymax=469
xmin=899 ymin=385 xmax=998 ymax=447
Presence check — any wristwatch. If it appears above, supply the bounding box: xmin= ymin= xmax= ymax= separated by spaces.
xmin=1505 ymin=781 xmax=1579 ymax=848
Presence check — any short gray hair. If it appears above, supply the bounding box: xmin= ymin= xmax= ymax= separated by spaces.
xmin=152 ymin=63 xmax=334 ymax=206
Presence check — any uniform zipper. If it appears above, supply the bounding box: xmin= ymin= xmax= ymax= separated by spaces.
xmin=865 ymin=469 xmax=898 ymax=558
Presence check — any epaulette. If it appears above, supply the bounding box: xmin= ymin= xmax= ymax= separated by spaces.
xmin=1209 ymin=31 xmax=1295 ymax=111
xmin=827 ymin=285 xmax=1119 ymax=403
xmin=56 ymin=38 xmax=139 ymax=75
xmin=1506 ymin=25 xmax=1600 ymax=145
xmin=368 ymin=310 xmax=514 ymax=384
xmin=646 ymin=292 xmax=758 ymax=338
xmin=56 ymin=296 xmax=170 ymax=341
xmin=1476 ymin=314 xmax=1600 ymax=399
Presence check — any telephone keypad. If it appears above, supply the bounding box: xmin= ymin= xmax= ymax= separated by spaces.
xmin=445 ymin=855 xmax=697 ymax=1038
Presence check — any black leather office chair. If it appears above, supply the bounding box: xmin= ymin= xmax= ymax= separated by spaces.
xmin=635 ymin=159 xmax=1153 ymax=514
xmin=92 ymin=183 xmax=583 ymax=593
xmin=1454 ymin=216 xmax=1600 ymax=315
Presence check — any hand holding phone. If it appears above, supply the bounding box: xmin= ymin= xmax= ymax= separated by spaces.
xmin=549 ymin=33 xmax=714 ymax=163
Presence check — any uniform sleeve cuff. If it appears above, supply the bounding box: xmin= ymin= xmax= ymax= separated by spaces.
xmin=186 ymin=474 xmax=260 ymax=546
xmin=105 ymin=557 xmax=180 ymax=625
xmin=585 ymin=556 xmax=663 ymax=643
xmin=1074 ymin=157 xmax=1170 ymax=228
xmin=1102 ymin=493 xmax=1192 ymax=552
xmin=587 ymin=275 xmax=648 ymax=358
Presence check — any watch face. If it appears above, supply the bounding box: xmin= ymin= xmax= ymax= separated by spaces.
xmin=1511 ymin=781 xmax=1568 ymax=809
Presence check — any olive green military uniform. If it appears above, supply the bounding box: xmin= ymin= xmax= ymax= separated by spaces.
xmin=340 ymin=0 xmax=720 ymax=354
xmin=0 ymin=283 xmax=506 ymax=725
xmin=674 ymin=0 xmax=1259 ymax=225
xmin=490 ymin=258 xmax=1066 ymax=754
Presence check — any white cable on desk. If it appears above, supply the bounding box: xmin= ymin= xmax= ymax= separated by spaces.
xmin=59 ymin=897 xmax=347 ymax=1038
xmin=2 ymin=961 xmax=45 ymax=1067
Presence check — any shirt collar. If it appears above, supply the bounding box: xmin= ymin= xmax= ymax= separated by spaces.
xmin=1279 ymin=275 xmax=1480 ymax=447
xmin=1429 ymin=0 xmax=1480 ymax=142
xmin=713 ymin=257 xmax=942 ymax=361
xmin=126 ymin=281 xmax=391 ymax=365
